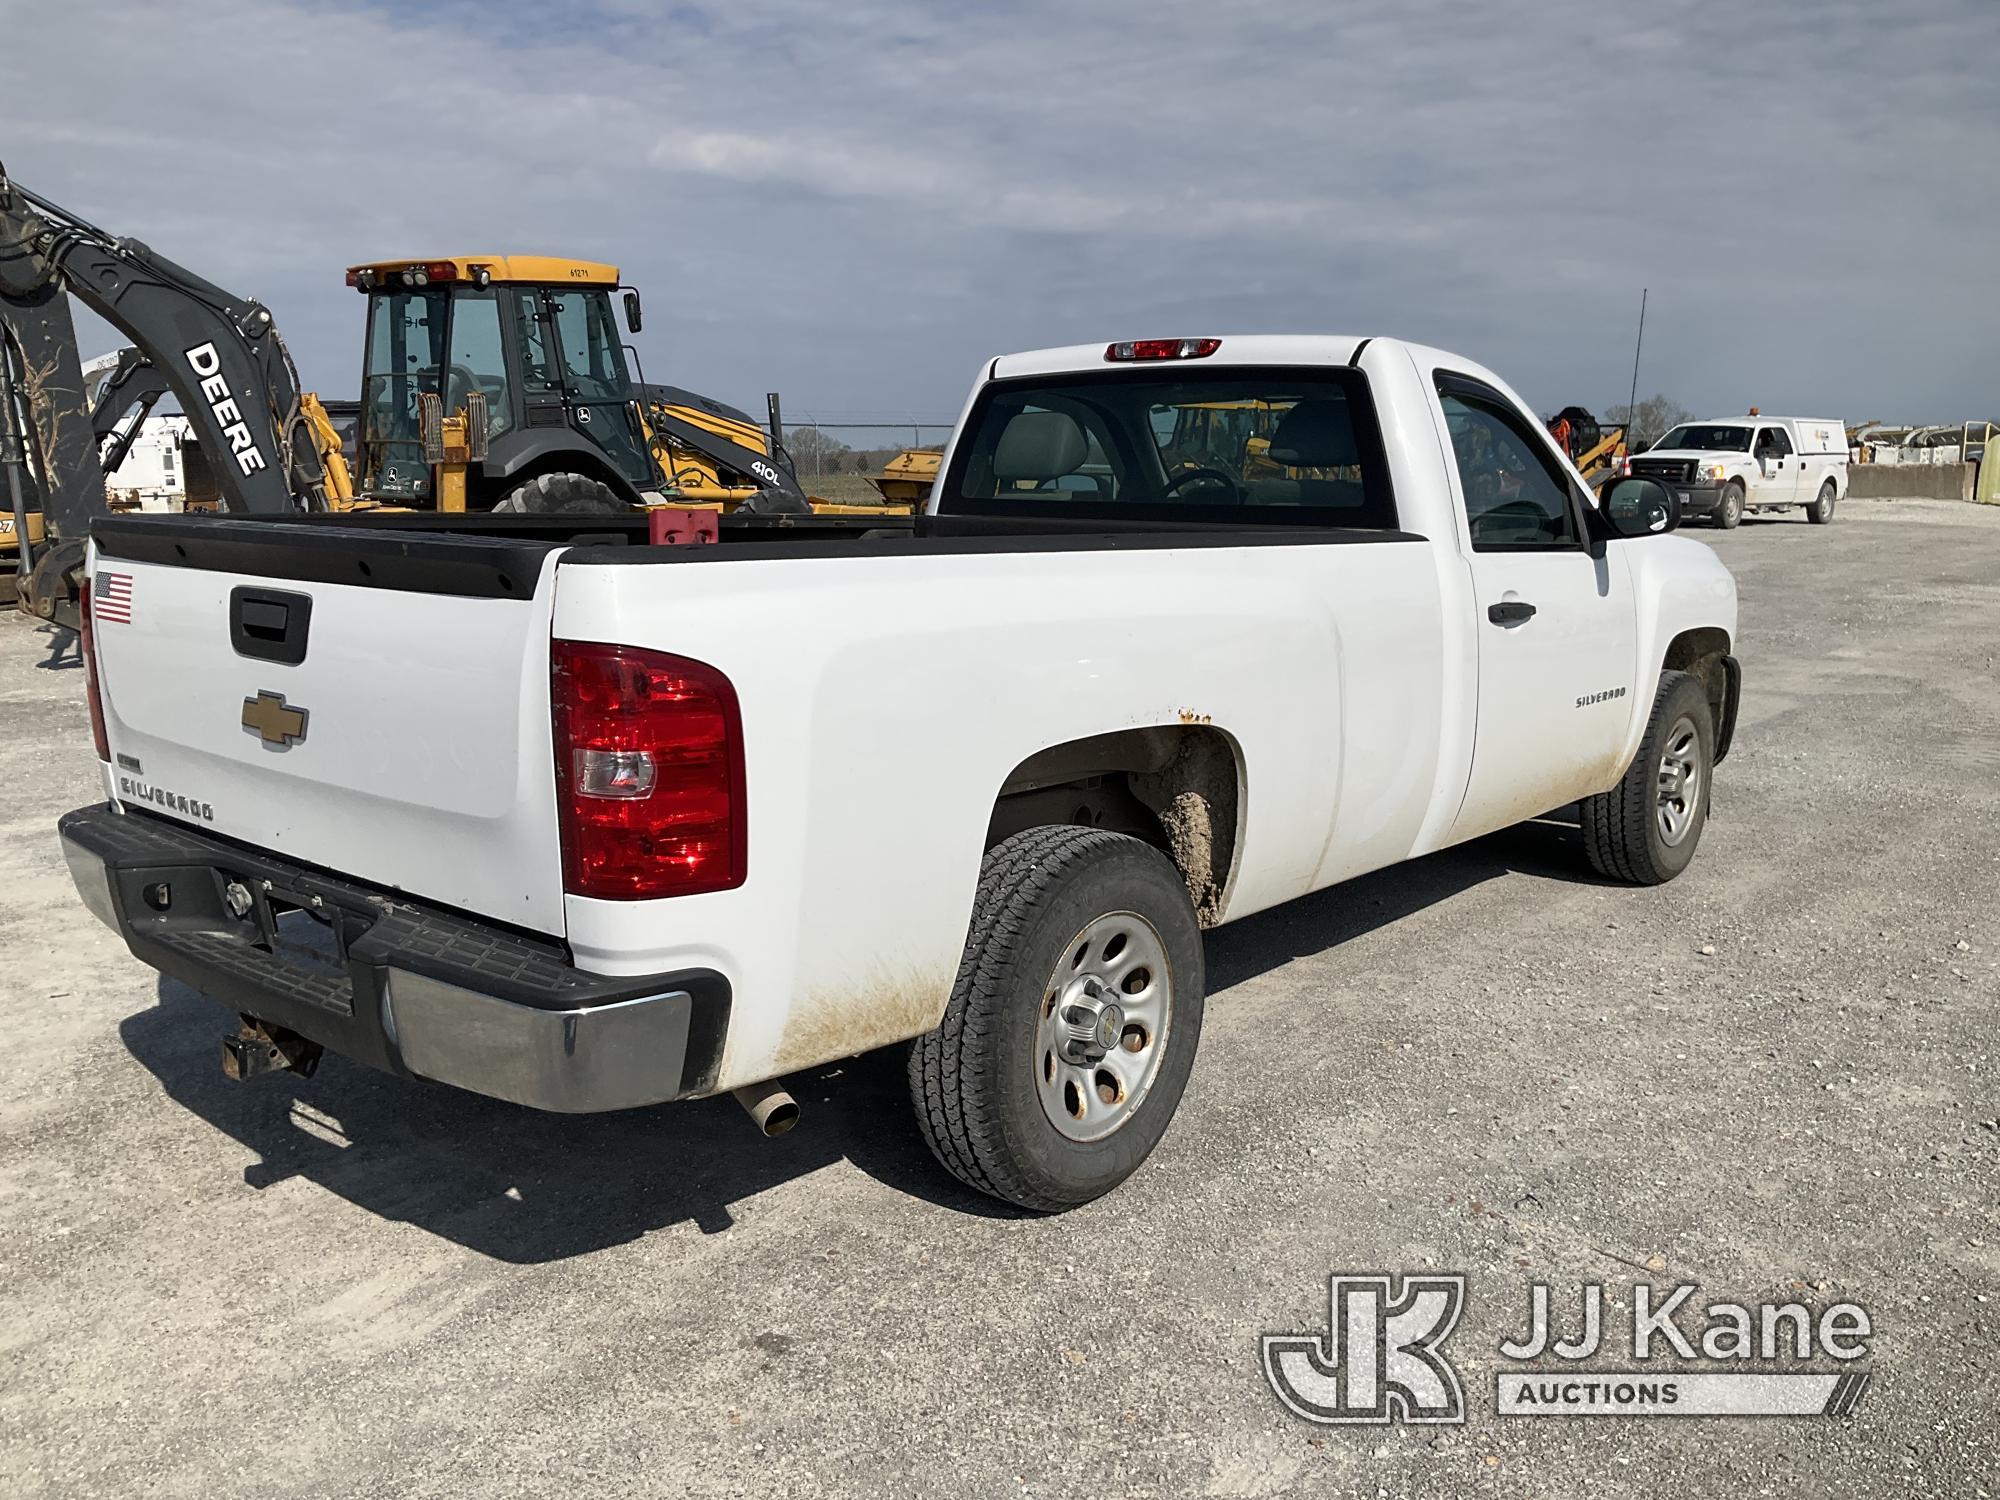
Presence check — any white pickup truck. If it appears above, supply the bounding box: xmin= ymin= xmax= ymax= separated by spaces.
xmin=60 ymin=335 xmax=1741 ymax=1211
xmin=1628 ymin=414 xmax=1848 ymax=529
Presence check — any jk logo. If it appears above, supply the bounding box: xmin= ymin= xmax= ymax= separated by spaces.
xmin=1261 ymin=1274 xmax=1467 ymax=1425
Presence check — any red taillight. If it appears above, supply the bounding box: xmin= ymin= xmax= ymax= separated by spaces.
xmin=551 ymin=640 xmax=746 ymax=900
xmin=78 ymin=577 xmax=111 ymax=762
xmin=1105 ymin=337 xmax=1222 ymax=362
xmin=426 ymin=261 xmax=458 ymax=283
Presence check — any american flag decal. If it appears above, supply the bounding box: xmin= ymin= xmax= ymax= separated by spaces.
xmin=93 ymin=571 xmax=134 ymax=624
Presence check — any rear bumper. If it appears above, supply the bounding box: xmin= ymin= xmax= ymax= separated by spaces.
xmin=58 ymin=804 xmax=729 ymax=1112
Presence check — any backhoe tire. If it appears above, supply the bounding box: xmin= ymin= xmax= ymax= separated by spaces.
xmin=1714 ymin=481 xmax=1745 ymax=529
xmin=1579 ymin=670 xmax=1714 ymax=886
xmin=1807 ymin=480 xmax=1837 ymax=525
xmin=491 ymin=473 xmax=631 ymax=516
xmin=909 ymin=826 xmax=1205 ymax=1213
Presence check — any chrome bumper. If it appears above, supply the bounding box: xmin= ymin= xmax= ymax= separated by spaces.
xmin=383 ymin=968 xmax=695 ymax=1112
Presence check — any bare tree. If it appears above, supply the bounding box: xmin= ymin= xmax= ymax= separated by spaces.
xmin=1606 ymin=395 xmax=1697 ymax=450
xmin=785 ymin=425 xmax=854 ymax=478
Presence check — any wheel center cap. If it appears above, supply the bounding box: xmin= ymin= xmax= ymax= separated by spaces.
xmin=1057 ymin=980 xmax=1124 ymax=1064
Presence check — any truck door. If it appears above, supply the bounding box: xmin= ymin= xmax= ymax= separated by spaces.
xmin=510 ymin=289 xmax=655 ymax=488
xmin=1433 ymin=372 xmax=1640 ymax=843
xmin=546 ymin=288 xmax=655 ymax=486
xmin=1751 ymin=425 xmax=1798 ymax=506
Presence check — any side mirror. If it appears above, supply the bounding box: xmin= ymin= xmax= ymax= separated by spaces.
xmin=622 ymin=289 xmax=643 ymax=334
xmin=1602 ymin=477 xmax=1680 ymax=538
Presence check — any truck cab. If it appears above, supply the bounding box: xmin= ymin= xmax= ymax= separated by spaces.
xmin=1629 ymin=413 xmax=1848 ymax=528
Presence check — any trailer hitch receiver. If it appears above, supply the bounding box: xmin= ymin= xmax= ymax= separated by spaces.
xmin=221 ymin=1016 xmax=324 ymax=1082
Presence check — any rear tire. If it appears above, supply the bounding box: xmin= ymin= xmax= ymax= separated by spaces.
xmin=491 ymin=472 xmax=631 ymax=516
xmin=1715 ymin=481 xmax=1745 ymax=529
xmin=909 ymin=826 xmax=1205 ymax=1212
xmin=1807 ymin=480 xmax=1836 ymax=525
xmin=1579 ymin=670 xmax=1714 ymax=885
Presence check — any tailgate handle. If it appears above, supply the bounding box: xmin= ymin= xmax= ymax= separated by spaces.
xmin=229 ymin=586 xmax=314 ymax=666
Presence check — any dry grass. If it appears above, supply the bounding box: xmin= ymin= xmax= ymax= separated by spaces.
xmin=803 ymin=472 xmax=900 ymax=503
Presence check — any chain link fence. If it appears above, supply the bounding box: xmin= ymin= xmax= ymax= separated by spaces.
xmin=782 ymin=421 xmax=956 ymax=489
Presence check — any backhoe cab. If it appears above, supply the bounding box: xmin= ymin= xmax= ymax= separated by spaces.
xmin=345 ymin=257 xmax=811 ymax=515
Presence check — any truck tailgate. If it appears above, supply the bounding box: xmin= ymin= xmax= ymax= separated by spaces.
xmin=87 ymin=518 xmax=567 ymax=936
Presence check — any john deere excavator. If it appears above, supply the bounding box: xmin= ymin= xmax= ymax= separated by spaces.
xmin=3 ymin=170 xmax=867 ymax=626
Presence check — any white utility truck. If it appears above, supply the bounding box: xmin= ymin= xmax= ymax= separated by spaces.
xmin=1628 ymin=414 xmax=1848 ymax=528
xmin=60 ymin=335 xmax=1741 ymax=1211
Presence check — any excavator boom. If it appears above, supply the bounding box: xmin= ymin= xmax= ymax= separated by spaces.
xmin=0 ymin=166 xmax=332 ymax=623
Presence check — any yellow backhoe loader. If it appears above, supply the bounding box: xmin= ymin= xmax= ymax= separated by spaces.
xmin=3 ymin=173 xmax=906 ymax=621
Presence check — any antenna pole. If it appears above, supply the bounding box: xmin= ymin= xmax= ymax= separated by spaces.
xmin=1625 ymin=288 xmax=1648 ymax=440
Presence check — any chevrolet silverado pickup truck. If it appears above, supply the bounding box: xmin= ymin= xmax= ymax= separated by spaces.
xmin=59 ymin=335 xmax=1741 ymax=1211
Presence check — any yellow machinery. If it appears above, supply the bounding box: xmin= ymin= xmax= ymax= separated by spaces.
xmin=4 ymin=166 xmax=902 ymax=628
xmin=870 ymin=448 xmax=943 ymax=506
xmin=0 ymin=508 xmax=43 ymax=605
xmin=341 ymin=254 xmax=907 ymax=517
xmin=1547 ymin=406 xmax=1628 ymax=489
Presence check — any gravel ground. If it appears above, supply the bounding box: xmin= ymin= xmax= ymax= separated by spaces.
xmin=1 ymin=498 xmax=1994 ymax=1498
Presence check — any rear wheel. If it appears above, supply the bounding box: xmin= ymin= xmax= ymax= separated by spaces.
xmin=909 ymin=826 xmax=1205 ymax=1212
xmin=1579 ymin=670 xmax=1714 ymax=885
xmin=1714 ymin=481 xmax=1745 ymax=529
xmin=1807 ymin=480 xmax=1837 ymax=525
xmin=491 ymin=472 xmax=631 ymax=515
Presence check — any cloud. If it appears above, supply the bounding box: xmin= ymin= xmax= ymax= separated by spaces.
xmin=5 ymin=0 xmax=1996 ymax=424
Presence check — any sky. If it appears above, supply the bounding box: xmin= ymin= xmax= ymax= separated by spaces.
xmin=5 ymin=0 xmax=1997 ymax=430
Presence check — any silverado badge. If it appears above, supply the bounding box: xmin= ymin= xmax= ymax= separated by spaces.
xmin=241 ymin=690 xmax=309 ymax=747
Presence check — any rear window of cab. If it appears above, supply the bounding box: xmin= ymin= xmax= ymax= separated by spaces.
xmin=938 ymin=366 xmax=1398 ymax=529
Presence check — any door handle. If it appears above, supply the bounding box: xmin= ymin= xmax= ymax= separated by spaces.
xmin=229 ymin=586 xmax=314 ymax=665
xmin=1488 ymin=600 xmax=1537 ymax=626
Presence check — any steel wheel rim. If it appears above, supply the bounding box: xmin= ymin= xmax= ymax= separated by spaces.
xmin=1655 ymin=715 xmax=1703 ymax=847
xmin=1034 ymin=910 xmax=1173 ymax=1142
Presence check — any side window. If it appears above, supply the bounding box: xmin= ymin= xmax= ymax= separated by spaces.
xmin=548 ymin=290 xmax=631 ymax=402
xmin=1758 ymin=426 xmax=1792 ymax=458
xmin=444 ymin=291 xmax=514 ymax=438
xmin=1437 ymin=380 xmax=1581 ymax=549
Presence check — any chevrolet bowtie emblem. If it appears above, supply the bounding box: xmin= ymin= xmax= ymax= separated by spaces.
xmin=241 ymin=690 xmax=309 ymax=748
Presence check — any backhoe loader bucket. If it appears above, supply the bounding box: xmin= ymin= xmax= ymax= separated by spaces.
xmin=869 ymin=448 xmax=941 ymax=506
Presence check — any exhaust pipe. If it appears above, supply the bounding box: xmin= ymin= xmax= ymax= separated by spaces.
xmin=733 ymin=1079 xmax=800 ymax=1137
